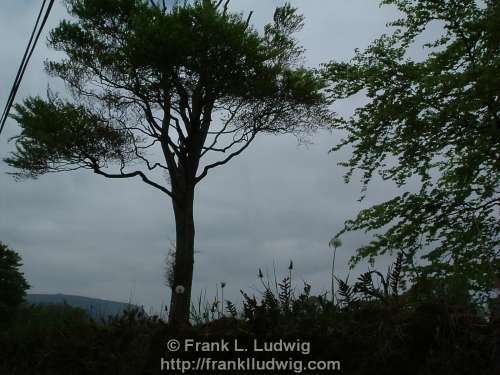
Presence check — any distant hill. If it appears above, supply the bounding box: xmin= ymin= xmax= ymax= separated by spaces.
xmin=26 ymin=294 xmax=138 ymax=320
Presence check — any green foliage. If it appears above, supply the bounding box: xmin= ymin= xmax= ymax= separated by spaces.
xmin=336 ymin=276 xmax=355 ymax=306
xmin=6 ymin=95 xmax=133 ymax=178
xmin=230 ymin=262 xmax=493 ymax=374
xmin=325 ymin=0 xmax=500 ymax=296
xmin=335 ymin=254 xmax=405 ymax=307
xmin=225 ymin=300 xmax=238 ymax=318
xmin=0 ymin=242 xmax=30 ymax=322
xmin=239 ymin=278 xmax=332 ymax=337
xmin=354 ymin=252 xmax=405 ymax=302
xmin=6 ymin=0 xmax=329 ymax=180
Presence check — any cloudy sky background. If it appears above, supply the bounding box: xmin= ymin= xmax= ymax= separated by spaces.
xmin=0 ymin=0 xmax=409 ymax=313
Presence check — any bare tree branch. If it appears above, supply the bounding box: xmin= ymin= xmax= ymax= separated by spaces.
xmin=89 ymin=158 xmax=173 ymax=197
xmin=195 ymin=128 xmax=257 ymax=183
xmin=201 ymin=127 xmax=252 ymax=156
xmin=170 ymin=114 xmax=187 ymax=142
xmin=160 ymin=99 xmax=182 ymax=176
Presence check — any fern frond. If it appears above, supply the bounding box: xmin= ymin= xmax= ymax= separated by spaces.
xmin=336 ymin=276 xmax=356 ymax=306
xmin=226 ymin=300 xmax=238 ymax=318
xmin=278 ymin=277 xmax=292 ymax=310
xmin=389 ymin=253 xmax=404 ymax=296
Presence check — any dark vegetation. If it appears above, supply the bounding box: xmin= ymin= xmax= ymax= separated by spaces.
xmin=0 ymin=242 xmax=29 ymax=325
xmin=1 ymin=256 xmax=498 ymax=374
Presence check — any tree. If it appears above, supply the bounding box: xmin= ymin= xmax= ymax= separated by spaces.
xmin=325 ymin=0 xmax=499 ymax=297
xmin=5 ymin=0 xmax=330 ymax=325
xmin=0 ymin=242 xmax=30 ymax=320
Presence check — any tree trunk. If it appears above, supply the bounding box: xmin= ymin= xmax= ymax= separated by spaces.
xmin=168 ymin=186 xmax=195 ymax=326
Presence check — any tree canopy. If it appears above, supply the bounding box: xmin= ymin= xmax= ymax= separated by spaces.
xmin=6 ymin=0 xmax=328 ymax=185
xmin=325 ymin=0 xmax=499 ymax=295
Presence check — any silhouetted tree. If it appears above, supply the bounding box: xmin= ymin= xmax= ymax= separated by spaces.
xmin=5 ymin=0 xmax=330 ymax=325
xmin=0 ymin=242 xmax=30 ymax=321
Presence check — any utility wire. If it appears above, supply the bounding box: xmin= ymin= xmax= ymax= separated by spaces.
xmin=0 ymin=0 xmax=55 ymax=138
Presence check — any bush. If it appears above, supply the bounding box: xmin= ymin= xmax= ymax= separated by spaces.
xmin=0 ymin=242 xmax=30 ymax=324
xmin=0 ymin=304 xmax=164 ymax=375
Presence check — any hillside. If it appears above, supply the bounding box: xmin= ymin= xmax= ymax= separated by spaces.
xmin=26 ymin=293 xmax=137 ymax=319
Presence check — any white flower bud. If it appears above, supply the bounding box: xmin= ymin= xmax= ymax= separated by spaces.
xmin=175 ymin=285 xmax=185 ymax=294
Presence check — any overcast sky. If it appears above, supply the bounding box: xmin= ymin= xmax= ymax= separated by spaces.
xmin=0 ymin=0 xmax=405 ymax=313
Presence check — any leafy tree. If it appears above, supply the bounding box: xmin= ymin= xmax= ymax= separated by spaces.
xmin=0 ymin=242 xmax=30 ymax=320
xmin=5 ymin=0 xmax=330 ymax=325
xmin=325 ymin=0 xmax=499 ymax=296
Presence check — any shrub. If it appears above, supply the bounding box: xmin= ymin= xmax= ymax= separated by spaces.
xmin=0 ymin=242 xmax=30 ymax=324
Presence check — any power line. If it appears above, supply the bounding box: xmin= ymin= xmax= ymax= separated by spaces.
xmin=0 ymin=0 xmax=55 ymax=138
